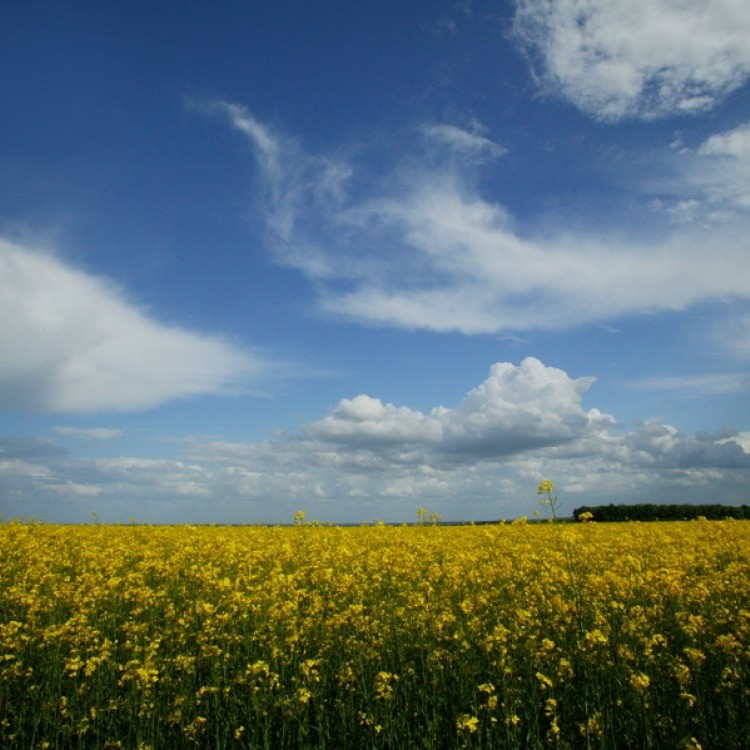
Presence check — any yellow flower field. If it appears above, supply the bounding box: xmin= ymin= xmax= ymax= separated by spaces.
xmin=1 ymin=518 xmax=749 ymax=748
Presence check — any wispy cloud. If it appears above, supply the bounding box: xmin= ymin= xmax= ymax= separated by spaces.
xmin=54 ymin=427 xmax=123 ymax=441
xmin=627 ymin=372 xmax=750 ymax=397
xmin=326 ymin=183 xmax=750 ymax=331
xmin=420 ymin=123 xmax=506 ymax=161
xmin=511 ymin=0 xmax=750 ymax=121
xmin=715 ymin=313 xmax=750 ymax=362
xmin=213 ymin=104 xmax=750 ymax=335
xmin=0 ymin=239 xmax=273 ymax=413
xmin=213 ymin=102 xmax=353 ymax=278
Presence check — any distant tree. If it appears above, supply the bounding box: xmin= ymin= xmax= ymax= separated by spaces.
xmin=571 ymin=503 xmax=750 ymax=522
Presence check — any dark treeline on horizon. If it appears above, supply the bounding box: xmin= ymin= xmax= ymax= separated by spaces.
xmin=572 ymin=503 xmax=750 ymax=522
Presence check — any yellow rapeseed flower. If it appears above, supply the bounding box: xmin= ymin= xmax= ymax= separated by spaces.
xmin=456 ymin=714 xmax=479 ymax=733
xmin=629 ymin=672 xmax=651 ymax=692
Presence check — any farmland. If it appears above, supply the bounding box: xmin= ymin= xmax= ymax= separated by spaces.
xmin=1 ymin=517 xmax=749 ymax=748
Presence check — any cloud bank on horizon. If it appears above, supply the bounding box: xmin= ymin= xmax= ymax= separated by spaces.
xmin=2 ymin=357 xmax=748 ymax=523
xmin=1 ymin=0 xmax=749 ymax=522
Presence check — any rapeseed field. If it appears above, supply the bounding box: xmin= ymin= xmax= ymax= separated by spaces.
xmin=1 ymin=511 xmax=748 ymax=748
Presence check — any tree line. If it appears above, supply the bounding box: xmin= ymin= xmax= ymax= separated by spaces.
xmin=571 ymin=503 xmax=750 ymax=522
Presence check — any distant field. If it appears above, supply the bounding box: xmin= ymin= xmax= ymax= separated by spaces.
xmin=1 ymin=520 xmax=748 ymax=749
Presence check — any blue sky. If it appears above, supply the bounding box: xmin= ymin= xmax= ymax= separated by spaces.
xmin=2 ymin=0 xmax=750 ymax=524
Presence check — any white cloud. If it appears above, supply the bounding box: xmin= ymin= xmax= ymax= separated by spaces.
xmin=420 ymin=123 xmax=506 ymax=161
xmin=658 ymin=199 xmax=702 ymax=225
xmin=327 ymin=181 xmax=750 ymax=332
xmin=0 ymin=457 xmax=55 ymax=479
xmin=512 ymin=0 xmax=750 ymax=120
xmin=720 ymin=431 xmax=750 ymax=452
xmin=216 ymin=104 xmax=750 ymax=335
xmin=0 ymin=239 xmax=271 ymax=413
xmin=52 ymin=481 xmax=104 ymax=497
xmin=215 ymin=102 xmax=352 ymax=278
xmin=54 ymin=427 xmax=123 ymax=440
xmin=694 ymin=123 xmax=750 ymax=212
xmin=622 ymin=421 xmax=748 ymax=470
xmin=308 ymin=394 xmax=442 ymax=446
xmin=649 ymin=121 xmax=750 ymax=225
xmin=306 ymin=358 xmax=607 ymax=464
xmin=699 ymin=123 xmax=750 ymax=158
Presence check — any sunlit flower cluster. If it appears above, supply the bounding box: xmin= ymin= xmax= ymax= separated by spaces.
xmin=1 ymin=517 xmax=749 ymax=748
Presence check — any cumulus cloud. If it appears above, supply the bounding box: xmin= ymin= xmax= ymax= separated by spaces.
xmin=721 ymin=431 xmax=750 ymax=452
xmin=213 ymin=103 xmax=750 ymax=335
xmin=511 ymin=0 xmax=750 ymax=120
xmin=699 ymin=123 xmax=750 ymax=159
xmin=0 ymin=239 xmax=271 ymax=413
xmin=3 ymin=359 xmax=747 ymax=523
xmin=622 ymin=421 xmax=749 ymax=471
xmin=305 ymin=358 xmax=606 ymax=466
xmin=308 ymin=395 xmax=442 ymax=447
